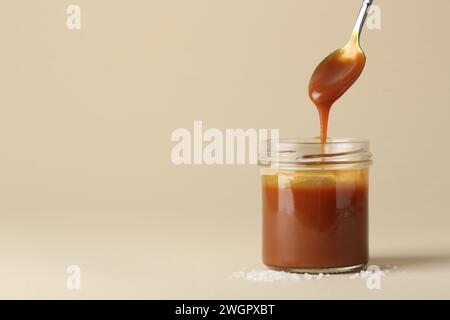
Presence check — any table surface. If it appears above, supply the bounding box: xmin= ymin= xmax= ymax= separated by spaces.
xmin=1 ymin=210 xmax=449 ymax=300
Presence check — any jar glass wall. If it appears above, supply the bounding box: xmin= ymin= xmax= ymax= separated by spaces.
xmin=258 ymin=138 xmax=372 ymax=274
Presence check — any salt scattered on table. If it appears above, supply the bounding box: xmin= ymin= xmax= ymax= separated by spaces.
xmin=348 ymin=265 xmax=395 ymax=280
xmin=230 ymin=269 xmax=325 ymax=282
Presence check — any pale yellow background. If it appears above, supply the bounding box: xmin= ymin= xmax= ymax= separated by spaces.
xmin=0 ymin=0 xmax=449 ymax=299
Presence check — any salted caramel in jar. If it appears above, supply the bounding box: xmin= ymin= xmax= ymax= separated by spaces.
xmin=259 ymin=138 xmax=372 ymax=274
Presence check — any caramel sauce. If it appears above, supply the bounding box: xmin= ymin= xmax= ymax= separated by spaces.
xmin=309 ymin=34 xmax=366 ymax=143
xmin=262 ymin=169 xmax=369 ymax=270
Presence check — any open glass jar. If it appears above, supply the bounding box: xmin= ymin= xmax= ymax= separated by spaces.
xmin=258 ymin=138 xmax=373 ymax=274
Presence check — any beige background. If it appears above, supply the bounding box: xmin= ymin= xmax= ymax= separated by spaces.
xmin=0 ymin=0 xmax=449 ymax=299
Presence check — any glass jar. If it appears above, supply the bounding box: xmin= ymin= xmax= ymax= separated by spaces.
xmin=258 ymin=138 xmax=373 ymax=274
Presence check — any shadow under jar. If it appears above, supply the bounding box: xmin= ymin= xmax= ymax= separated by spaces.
xmin=258 ymin=138 xmax=373 ymax=274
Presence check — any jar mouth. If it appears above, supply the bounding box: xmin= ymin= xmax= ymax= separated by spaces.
xmin=276 ymin=137 xmax=370 ymax=145
xmin=258 ymin=137 xmax=372 ymax=170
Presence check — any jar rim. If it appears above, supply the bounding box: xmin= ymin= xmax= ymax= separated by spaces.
xmin=258 ymin=137 xmax=372 ymax=170
xmin=271 ymin=137 xmax=370 ymax=145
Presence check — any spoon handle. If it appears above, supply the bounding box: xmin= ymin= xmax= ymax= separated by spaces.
xmin=353 ymin=0 xmax=374 ymax=38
